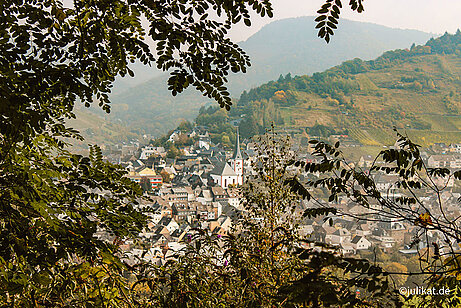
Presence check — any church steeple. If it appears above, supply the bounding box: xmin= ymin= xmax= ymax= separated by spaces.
xmin=232 ymin=127 xmax=243 ymax=160
xmin=229 ymin=127 xmax=244 ymax=186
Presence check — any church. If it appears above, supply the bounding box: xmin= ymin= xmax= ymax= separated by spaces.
xmin=210 ymin=129 xmax=244 ymax=189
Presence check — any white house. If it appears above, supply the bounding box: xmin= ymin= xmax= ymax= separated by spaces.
xmin=326 ymin=228 xmax=351 ymax=245
xmin=168 ymin=130 xmax=181 ymax=142
xmin=210 ymin=162 xmax=239 ymax=188
xmin=340 ymin=242 xmax=356 ymax=255
xmin=351 ymin=236 xmax=372 ymax=250
xmin=140 ymin=146 xmax=165 ymax=160
xmin=428 ymin=154 xmax=461 ymax=169
xmin=210 ymin=129 xmax=244 ymax=188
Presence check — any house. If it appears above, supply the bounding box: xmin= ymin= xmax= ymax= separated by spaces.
xmin=432 ymin=175 xmax=455 ymax=188
xmin=349 ymin=205 xmax=375 ymax=217
xmin=298 ymin=153 xmax=322 ymax=164
xmin=151 ymin=233 xmax=170 ymax=247
xmin=171 ymin=202 xmax=197 ymax=222
xmin=211 ymin=186 xmax=228 ymax=202
xmin=449 ymin=143 xmax=461 ymax=153
xmin=217 ymin=216 xmax=233 ymax=233
xmin=350 ymin=236 xmax=372 ymax=250
xmin=298 ymin=224 xmax=315 ymax=237
xmin=172 ymin=187 xmax=188 ymax=200
xmin=168 ymin=130 xmax=181 ymax=142
xmin=211 ymin=201 xmax=223 ymax=218
xmin=358 ymin=155 xmax=374 ymax=168
xmin=374 ymin=174 xmax=399 ymax=193
xmin=152 ymin=155 xmax=166 ymax=168
xmin=377 ymin=219 xmax=405 ymax=231
xmin=198 ymin=135 xmax=211 ymax=150
xmin=227 ymin=188 xmax=242 ymax=210
xmin=121 ymin=144 xmax=138 ymax=156
xmin=355 ymin=224 xmax=371 ymax=237
xmin=126 ymin=166 xmax=163 ymax=189
xmin=371 ymin=228 xmax=395 ymax=249
xmin=146 ymin=212 xmax=162 ymax=225
xmin=307 ymin=225 xmax=327 ymax=242
xmin=427 ymin=154 xmax=461 ymax=169
xmin=325 ymin=228 xmax=351 ymax=245
xmin=196 ymin=189 xmax=213 ymax=205
xmin=157 ymin=216 xmax=180 ymax=234
xmin=340 ymin=242 xmax=356 ymax=255
xmin=184 ymin=186 xmax=196 ymax=201
xmin=140 ymin=146 xmax=165 ymax=160
xmin=153 ymin=225 xmax=170 ymax=236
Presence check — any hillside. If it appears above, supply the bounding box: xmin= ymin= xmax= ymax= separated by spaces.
xmin=66 ymin=106 xmax=142 ymax=152
xmin=109 ymin=74 xmax=214 ymax=137
xmin=231 ymin=17 xmax=433 ymax=94
xmin=194 ymin=31 xmax=461 ymax=153
xmin=81 ymin=17 xmax=434 ymax=140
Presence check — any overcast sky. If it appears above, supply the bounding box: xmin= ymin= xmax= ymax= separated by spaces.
xmin=229 ymin=0 xmax=461 ymax=41
xmin=62 ymin=0 xmax=461 ymax=42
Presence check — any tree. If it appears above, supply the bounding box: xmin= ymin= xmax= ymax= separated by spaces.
xmin=177 ymin=120 xmax=193 ymax=133
xmin=0 ymin=0 xmax=275 ymax=305
xmin=175 ymin=134 xmax=193 ymax=147
xmin=405 ymin=256 xmax=428 ymax=287
xmin=166 ymin=145 xmax=180 ymax=159
xmin=221 ymin=134 xmax=231 ymax=146
xmin=140 ymin=176 xmax=152 ymax=193
xmin=309 ymin=124 xmax=335 ymax=138
xmin=286 ymin=131 xmax=461 ymax=307
xmin=239 ymin=115 xmax=261 ymax=139
xmin=0 ymin=143 xmax=145 ymax=305
xmin=160 ymin=170 xmax=171 ymax=184
xmin=316 ymin=0 xmax=365 ymax=43
xmin=273 ymin=90 xmax=288 ymax=104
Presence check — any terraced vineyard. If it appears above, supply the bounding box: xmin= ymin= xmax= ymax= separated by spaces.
xmin=183 ymin=32 xmax=461 ymax=155
xmin=349 ymin=128 xmax=381 ymax=146
xmin=265 ymin=36 xmax=461 ymax=149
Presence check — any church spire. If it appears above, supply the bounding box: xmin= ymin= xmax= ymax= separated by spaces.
xmin=232 ymin=127 xmax=243 ymax=160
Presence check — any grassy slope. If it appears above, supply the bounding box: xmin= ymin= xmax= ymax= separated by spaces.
xmin=66 ymin=106 xmax=141 ymax=151
xmin=281 ymin=54 xmax=461 ymax=148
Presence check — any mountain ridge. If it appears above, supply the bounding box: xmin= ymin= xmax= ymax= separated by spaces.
xmin=71 ymin=17 xmax=438 ymax=144
xmin=227 ymin=31 xmax=461 ymax=149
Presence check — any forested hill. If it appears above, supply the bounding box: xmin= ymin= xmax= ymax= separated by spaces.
xmin=230 ymin=17 xmax=433 ymax=94
xmin=81 ymin=17 xmax=433 ymax=141
xmin=194 ymin=31 xmax=461 ymax=148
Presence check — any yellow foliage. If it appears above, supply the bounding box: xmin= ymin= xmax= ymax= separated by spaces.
xmin=273 ymin=90 xmax=287 ymax=102
xmin=415 ymin=212 xmax=432 ymax=227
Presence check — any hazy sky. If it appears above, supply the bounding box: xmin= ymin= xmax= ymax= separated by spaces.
xmin=229 ymin=0 xmax=461 ymax=41
xmin=61 ymin=0 xmax=461 ymax=42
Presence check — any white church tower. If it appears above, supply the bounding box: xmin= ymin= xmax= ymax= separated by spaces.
xmin=230 ymin=128 xmax=244 ymax=185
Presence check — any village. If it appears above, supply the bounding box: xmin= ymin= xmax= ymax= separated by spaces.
xmin=97 ymin=127 xmax=461 ymax=265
